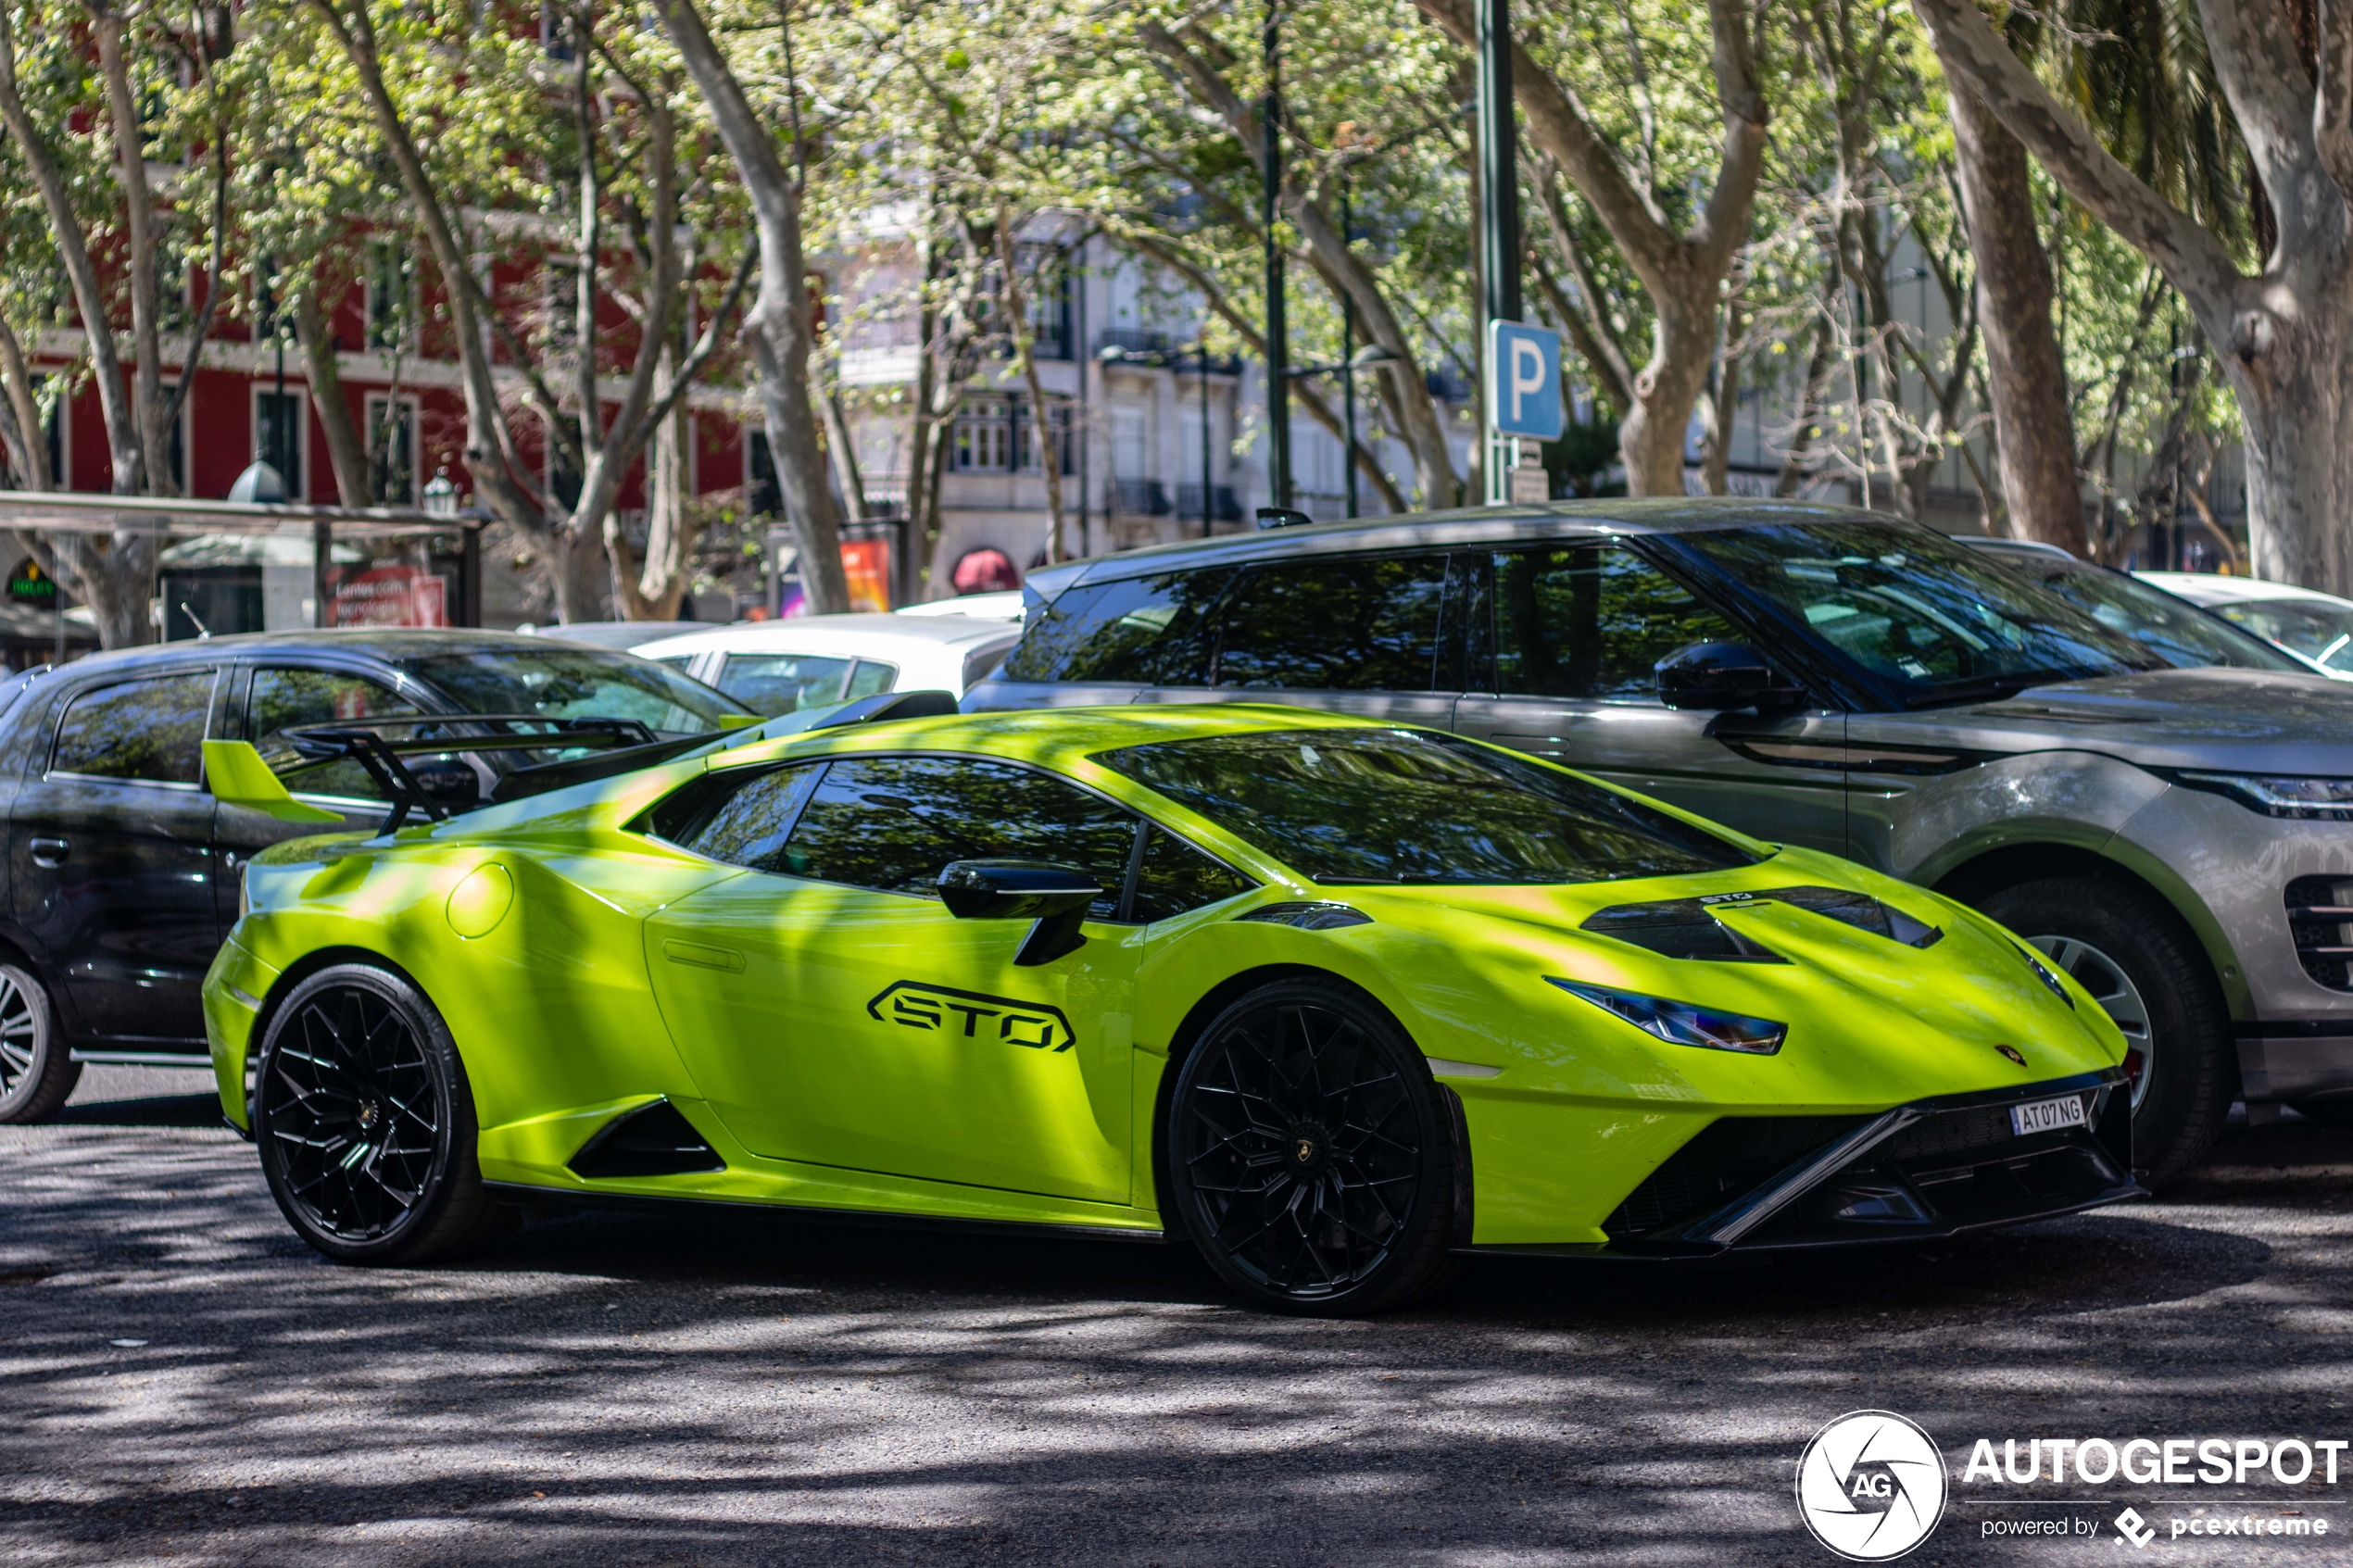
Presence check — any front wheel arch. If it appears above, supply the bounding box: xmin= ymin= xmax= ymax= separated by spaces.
xmin=1146 ymin=964 xmax=1469 ymax=1247
xmin=1931 ymin=841 xmax=2242 ymax=1016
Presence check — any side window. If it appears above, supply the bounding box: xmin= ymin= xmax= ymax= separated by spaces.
xmin=1128 ymin=827 xmax=1255 ymax=923
xmin=249 ymin=667 xmax=422 ymax=800
xmin=667 ymin=763 xmax=827 ymax=872
xmin=845 ymin=660 xmax=896 ymax=699
xmin=997 ymin=569 xmax=1233 ymax=685
xmin=1492 ymin=546 xmax=1741 ymax=701
xmin=51 ymin=671 xmax=217 ymax=784
xmin=1213 ymin=555 xmax=1447 ymax=691
xmin=781 ymin=757 xmax=1139 ymax=917
xmin=716 ymin=653 xmax=853 ymax=717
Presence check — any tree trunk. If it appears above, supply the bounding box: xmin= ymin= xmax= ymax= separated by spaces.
xmin=550 ymin=527 xmax=610 ymax=624
xmin=292 ymin=281 xmax=373 ymax=506
xmin=1618 ymin=283 xmax=1717 ymax=495
xmin=655 ymin=0 xmax=849 ymax=614
xmin=1948 ymin=81 xmax=2086 ymax=553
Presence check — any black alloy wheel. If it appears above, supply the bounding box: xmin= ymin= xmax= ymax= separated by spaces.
xmin=1167 ymin=979 xmax=1462 ymax=1315
xmin=0 ymin=962 xmax=76 ymax=1124
xmin=253 ymin=964 xmax=504 ymax=1264
xmin=1976 ymin=875 xmax=2233 ymax=1190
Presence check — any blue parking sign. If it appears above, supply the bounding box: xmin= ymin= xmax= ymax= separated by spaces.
xmin=1486 ymin=320 xmax=1564 ymax=441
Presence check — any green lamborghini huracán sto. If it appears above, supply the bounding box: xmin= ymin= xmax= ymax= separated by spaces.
xmin=201 ymin=699 xmax=2139 ymax=1313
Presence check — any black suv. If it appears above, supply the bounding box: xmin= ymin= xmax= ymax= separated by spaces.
xmin=0 ymin=629 xmax=750 ymax=1122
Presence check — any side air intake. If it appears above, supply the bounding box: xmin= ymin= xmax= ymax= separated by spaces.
xmin=568 ymin=1099 xmax=725 ymax=1179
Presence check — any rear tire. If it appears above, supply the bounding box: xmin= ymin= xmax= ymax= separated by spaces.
xmin=1165 ymin=979 xmax=1463 ymax=1316
xmin=1976 ymin=876 xmax=2232 ymax=1189
xmin=0 ymin=963 xmax=75 ymax=1125
xmin=253 ymin=964 xmax=504 ymax=1265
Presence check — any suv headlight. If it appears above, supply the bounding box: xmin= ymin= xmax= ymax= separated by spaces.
xmin=2175 ymin=771 xmax=2353 ymax=819
xmin=1547 ymin=978 xmax=1787 ymax=1055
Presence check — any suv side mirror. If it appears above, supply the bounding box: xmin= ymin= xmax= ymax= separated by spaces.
xmin=937 ymin=859 xmax=1102 ymax=966
xmin=1655 ymin=643 xmax=1806 ymax=712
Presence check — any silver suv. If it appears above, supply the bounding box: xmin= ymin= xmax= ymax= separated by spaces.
xmin=969 ymin=499 xmax=2353 ymax=1185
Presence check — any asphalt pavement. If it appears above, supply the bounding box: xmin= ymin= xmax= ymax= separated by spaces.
xmin=5 ymin=1065 xmax=2351 ymax=1567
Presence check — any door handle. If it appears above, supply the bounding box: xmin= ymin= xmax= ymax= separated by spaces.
xmin=661 ymin=938 xmax=745 ymax=972
xmin=29 ymin=837 xmax=67 ymax=868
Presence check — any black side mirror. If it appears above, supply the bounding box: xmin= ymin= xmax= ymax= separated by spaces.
xmin=937 ymin=859 xmax=1102 ymax=966
xmin=1655 ymin=642 xmax=1806 ymax=712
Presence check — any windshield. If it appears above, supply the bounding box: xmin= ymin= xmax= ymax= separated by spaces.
xmin=399 ymin=646 xmax=751 ymax=735
xmin=1095 ymin=728 xmax=1759 ymax=885
xmin=2207 ymin=598 xmax=2353 ymax=674
xmin=1664 ymin=521 xmax=2169 ymax=706
xmin=1990 ymin=556 xmax=2304 ymax=673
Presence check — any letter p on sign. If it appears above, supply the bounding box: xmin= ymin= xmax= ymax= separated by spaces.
xmin=1487 ymin=320 xmax=1565 ymax=442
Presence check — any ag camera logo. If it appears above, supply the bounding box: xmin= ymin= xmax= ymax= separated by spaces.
xmin=1796 ymin=1411 xmax=1949 ymax=1561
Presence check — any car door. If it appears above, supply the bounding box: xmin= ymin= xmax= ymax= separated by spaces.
xmin=1452 ymin=541 xmax=1850 ymax=856
xmin=1132 ymin=551 xmax=1461 ymax=732
xmin=644 ymin=753 xmax=1146 ymax=1204
xmin=211 ymin=661 xmax=438 ymax=926
xmin=9 ymin=667 xmax=223 ymax=1046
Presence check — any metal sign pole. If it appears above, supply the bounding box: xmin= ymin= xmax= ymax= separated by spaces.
xmin=1476 ymin=0 xmax=1523 ymax=505
xmin=1263 ymin=0 xmax=1291 ymax=510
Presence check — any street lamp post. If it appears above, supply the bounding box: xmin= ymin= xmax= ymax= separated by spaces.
xmin=1341 ymin=183 xmax=1359 ymax=521
xmin=1198 ymin=341 xmax=1214 ymax=538
xmin=1263 ymin=0 xmax=1290 ymax=510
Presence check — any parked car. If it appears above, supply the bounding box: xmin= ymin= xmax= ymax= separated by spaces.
xmin=634 ymin=613 xmax=1023 ymax=716
xmin=204 ymin=701 xmax=2134 ymax=1311
xmin=0 ymin=630 xmax=753 ymax=1123
xmin=522 ymin=620 xmax=719 ymax=650
xmin=894 ymin=591 xmax=1026 ymax=622
xmin=2137 ymin=571 xmax=2353 ymax=679
xmin=970 ymin=499 xmax=2353 ymax=1185
xmin=1962 ymin=537 xmax=2322 ymax=673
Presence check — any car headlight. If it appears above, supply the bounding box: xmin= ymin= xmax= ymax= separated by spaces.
xmin=2009 ymin=941 xmax=2074 ymax=1009
xmin=1546 ymin=978 xmax=1787 ymax=1055
xmin=2175 ymin=771 xmax=2353 ymax=819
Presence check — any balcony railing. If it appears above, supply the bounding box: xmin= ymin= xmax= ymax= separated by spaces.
xmin=1174 ymin=483 xmax=1243 ymax=522
xmin=1112 ymin=479 xmax=1173 ymax=516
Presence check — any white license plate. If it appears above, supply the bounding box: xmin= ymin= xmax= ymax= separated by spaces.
xmin=2010 ymin=1094 xmax=2089 ymax=1136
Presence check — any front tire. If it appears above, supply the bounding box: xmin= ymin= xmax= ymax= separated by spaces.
xmin=1166 ymin=979 xmax=1462 ymax=1315
xmin=253 ymin=964 xmax=502 ymax=1265
xmin=0 ymin=963 xmax=75 ymax=1124
xmin=1977 ymin=876 xmax=2232 ymax=1189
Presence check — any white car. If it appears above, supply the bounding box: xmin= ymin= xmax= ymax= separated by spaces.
xmin=631 ymin=612 xmax=1022 ymax=715
xmin=893 ymin=590 xmax=1024 ymax=622
xmin=2137 ymin=571 xmax=2353 ymax=678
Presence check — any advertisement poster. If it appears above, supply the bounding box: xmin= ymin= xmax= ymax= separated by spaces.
xmin=778 ymin=538 xmax=894 ymax=617
xmin=329 ymin=564 xmax=448 ymax=628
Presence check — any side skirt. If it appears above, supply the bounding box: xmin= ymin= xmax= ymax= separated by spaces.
xmin=481 ymin=1180 xmax=1169 ymax=1248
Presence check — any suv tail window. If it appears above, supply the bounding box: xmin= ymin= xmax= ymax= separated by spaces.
xmin=998 ymin=570 xmax=1232 ymax=684
xmin=1214 ymin=555 xmax=1448 ymax=691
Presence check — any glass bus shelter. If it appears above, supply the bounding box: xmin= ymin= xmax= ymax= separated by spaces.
xmin=0 ymin=490 xmax=483 ymax=644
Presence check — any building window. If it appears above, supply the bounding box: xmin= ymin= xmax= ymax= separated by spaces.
xmin=953 ymin=398 xmax=1013 ymax=472
xmin=366 ymin=240 xmax=413 ymax=353
xmin=748 ymin=427 xmax=782 ymax=517
xmin=366 ymin=395 xmax=416 ymax=505
xmin=1023 ymin=245 xmax=1072 ymax=360
xmin=255 ymin=386 xmax=304 ymax=500
xmin=1012 ymin=399 xmax=1075 ymax=475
